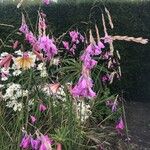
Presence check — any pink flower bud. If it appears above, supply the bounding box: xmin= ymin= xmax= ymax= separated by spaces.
xmin=39 ymin=104 xmax=47 ymax=112
xmin=30 ymin=115 xmax=36 ymax=124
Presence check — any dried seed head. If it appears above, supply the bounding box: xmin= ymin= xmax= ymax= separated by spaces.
xmin=105 ymin=7 xmax=114 ymax=29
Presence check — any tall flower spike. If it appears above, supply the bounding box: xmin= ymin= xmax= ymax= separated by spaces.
xmin=38 ymin=12 xmax=47 ymax=36
xmin=19 ymin=13 xmax=29 ymax=34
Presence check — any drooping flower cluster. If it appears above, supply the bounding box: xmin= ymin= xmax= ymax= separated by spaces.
xmin=20 ymin=133 xmax=53 ymax=150
xmin=63 ymin=30 xmax=84 ymax=54
xmin=19 ymin=13 xmax=58 ymax=61
xmin=71 ymin=32 xmax=105 ymax=99
xmin=71 ymin=72 xmax=96 ymax=98
xmin=80 ymin=40 xmax=105 ymax=69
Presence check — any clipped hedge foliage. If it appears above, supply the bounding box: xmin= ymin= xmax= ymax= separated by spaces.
xmin=0 ymin=1 xmax=150 ymax=101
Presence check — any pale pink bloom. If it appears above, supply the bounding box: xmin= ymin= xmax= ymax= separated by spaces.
xmin=39 ymin=104 xmax=47 ymax=112
xmin=56 ymin=143 xmax=62 ymax=150
xmin=13 ymin=40 xmax=19 ymax=49
xmin=33 ymin=49 xmax=45 ymax=61
xmin=49 ymin=83 xmax=60 ymax=94
xmin=0 ymin=54 xmax=12 ymax=69
xmin=30 ymin=115 xmax=36 ymax=124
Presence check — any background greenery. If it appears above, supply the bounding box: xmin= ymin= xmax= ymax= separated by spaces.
xmin=0 ymin=0 xmax=150 ymax=102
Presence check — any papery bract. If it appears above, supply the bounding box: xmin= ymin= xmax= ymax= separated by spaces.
xmin=39 ymin=13 xmax=47 ymax=31
xmin=104 ymin=34 xmax=112 ymax=43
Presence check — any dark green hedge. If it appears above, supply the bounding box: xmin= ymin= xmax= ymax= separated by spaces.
xmin=0 ymin=1 xmax=150 ymax=102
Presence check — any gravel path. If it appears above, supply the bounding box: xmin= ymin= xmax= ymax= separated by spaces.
xmin=126 ymin=102 xmax=150 ymax=150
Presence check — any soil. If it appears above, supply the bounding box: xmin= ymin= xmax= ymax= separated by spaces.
xmin=126 ymin=102 xmax=150 ymax=150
